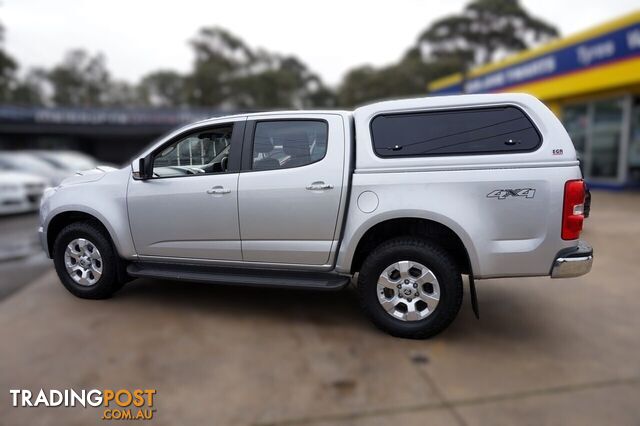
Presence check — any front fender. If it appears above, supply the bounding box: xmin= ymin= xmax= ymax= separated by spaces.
xmin=40 ymin=168 xmax=137 ymax=259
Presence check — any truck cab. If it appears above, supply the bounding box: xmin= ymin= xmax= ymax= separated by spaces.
xmin=127 ymin=112 xmax=351 ymax=267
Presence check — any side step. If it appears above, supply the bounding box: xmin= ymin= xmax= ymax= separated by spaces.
xmin=126 ymin=262 xmax=350 ymax=291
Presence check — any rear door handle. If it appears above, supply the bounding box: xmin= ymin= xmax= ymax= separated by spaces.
xmin=306 ymin=181 xmax=334 ymax=191
xmin=206 ymin=186 xmax=231 ymax=195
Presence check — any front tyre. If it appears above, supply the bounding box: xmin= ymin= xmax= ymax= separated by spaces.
xmin=358 ymin=237 xmax=463 ymax=339
xmin=53 ymin=222 xmax=122 ymax=299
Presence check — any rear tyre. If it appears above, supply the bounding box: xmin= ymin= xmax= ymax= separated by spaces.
xmin=53 ymin=221 xmax=123 ymax=299
xmin=358 ymin=237 xmax=463 ymax=339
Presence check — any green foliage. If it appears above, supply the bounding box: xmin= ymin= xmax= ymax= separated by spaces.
xmin=47 ymin=49 xmax=111 ymax=106
xmin=338 ymin=0 xmax=558 ymax=106
xmin=138 ymin=70 xmax=186 ymax=107
xmin=103 ymin=80 xmax=139 ymax=107
xmin=185 ymin=27 xmax=335 ymax=109
xmin=0 ymin=49 xmax=16 ymax=102
xmin=419 ymin=0 xmax=559 ymax=69
xmin=338 ymin=0 xmax=559 ymax=105
xmin=338 ymin=49 xmax=460 ymax=108
xmin=0 ymin=21 xmax=17 ymax=103
xmin=8 ymin=68 xmax=47 ymax=106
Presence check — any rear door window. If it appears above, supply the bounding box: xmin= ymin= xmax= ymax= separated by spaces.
xmin=370 ymin=106 xmax=541 ymax=157
xmin=251 ymin=120 xmax=328 ymax=171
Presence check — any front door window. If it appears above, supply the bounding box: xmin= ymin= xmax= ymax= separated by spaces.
xmin=152 ymin=125 xmax=233 ymax=178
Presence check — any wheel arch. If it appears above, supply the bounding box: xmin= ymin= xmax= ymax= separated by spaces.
xmin=45 ymin=208 xmax=119 ymax=258
xmin=342 ymin=213 xmax=478 ymax=276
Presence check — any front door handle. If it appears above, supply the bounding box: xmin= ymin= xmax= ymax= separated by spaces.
xmin=306 ymin=181 xmax=334 ymax=191
xmin=206 ymin=186 xmax=231 ymax=195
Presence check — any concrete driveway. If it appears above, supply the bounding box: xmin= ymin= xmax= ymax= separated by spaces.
xmin=1 ymin=190 xmax=639 ymax=425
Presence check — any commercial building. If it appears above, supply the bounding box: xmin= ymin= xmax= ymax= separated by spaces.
xmin=429 ymin=11 xmax=640 ymax=188
xmin=0 ymin=106 xmax=223 ymax=163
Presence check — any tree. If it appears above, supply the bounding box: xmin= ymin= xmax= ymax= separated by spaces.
xmin=185 ymin=27 xmax=254 ymax=107
xmin=9 ymin=68 xmax=47 ymax=106
xmin=47 ymin=49 xmax=111 ymax=106
xmin=419 ymin=0 xmax=559 ymax=70
xmin=103 ymin=80 xmax=139 ymax=107
xmin=186 ymin=27 xmax=334 ymax=109
xmin=0 ymin=21 xmax=17 ymax=103
xmin=337 ymin=48 xmax=459 ymax=108
xmin=138 ymin=70 xmax=186 ymax=107
xmin=338 ymin=0 xmax=559 ymax=104
xmin=233 ymin=54 xmax=335 ymax=109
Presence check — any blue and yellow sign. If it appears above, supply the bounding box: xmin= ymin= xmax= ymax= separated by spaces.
xmin=429 ymin=11 xmax=640 ymax=102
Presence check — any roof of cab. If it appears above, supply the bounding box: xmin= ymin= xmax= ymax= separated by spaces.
xmin=192 ymin=109 xmax=353 ymax=126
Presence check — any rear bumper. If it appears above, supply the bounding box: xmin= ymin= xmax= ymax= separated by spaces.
xmin=551 ymin=240 xmax=593 ymax=278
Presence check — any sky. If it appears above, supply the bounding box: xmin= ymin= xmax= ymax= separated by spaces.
xmin=3 ymin=0 xmax=639 ymax=87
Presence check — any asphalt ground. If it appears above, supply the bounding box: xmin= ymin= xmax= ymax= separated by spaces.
xmin=0 ymin=213 xmax=50 ymax=300
xmin=0 ymin=190 xmax=639 ymax=425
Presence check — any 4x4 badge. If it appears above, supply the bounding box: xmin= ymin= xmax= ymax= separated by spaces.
xmin=486 ymin=188 xmax=536 ymax=200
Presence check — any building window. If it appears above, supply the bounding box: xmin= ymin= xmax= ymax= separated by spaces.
xmin=590 ymin=99 xmax=623 ymax=179
xmin=563 ymin=97 xmax=627 ymax=183
xmin=562 ymin=105 xmax=588 ymax=162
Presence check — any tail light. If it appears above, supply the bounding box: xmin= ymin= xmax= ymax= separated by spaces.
xmin=562 ymin=179 xmax=585 ymax=240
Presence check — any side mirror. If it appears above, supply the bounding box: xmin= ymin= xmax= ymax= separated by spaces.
xmin=137 ymin=157 xmax=153 ymax=180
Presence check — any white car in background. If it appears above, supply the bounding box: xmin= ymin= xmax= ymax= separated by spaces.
xmin=0 ymin=152 xmax=69 ymax=186
xmin=30 ymin=150 xmax=100 ymax=173
xmin=0 ymin=170 xmax=47 ymax=215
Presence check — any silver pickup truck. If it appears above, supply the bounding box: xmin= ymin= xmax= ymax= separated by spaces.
xmin=39 ymin=93 xmax=593 ymax=338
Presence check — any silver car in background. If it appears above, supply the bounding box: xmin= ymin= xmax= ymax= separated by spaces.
xmin=0 ymin=152 xmax=69 ymax=187
xmin=30 ymin=150 xmax=101 ymax=173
